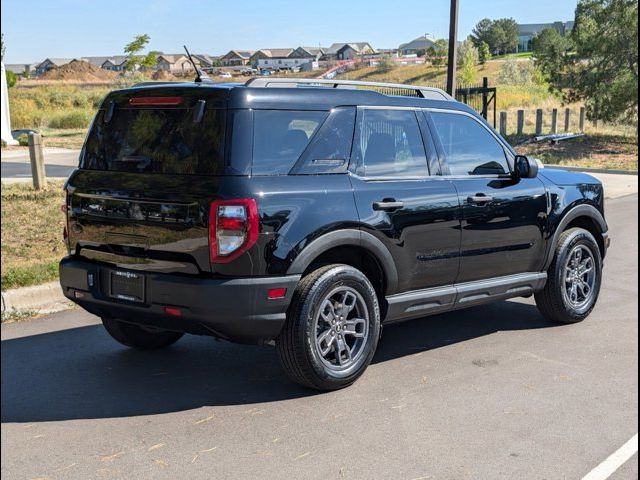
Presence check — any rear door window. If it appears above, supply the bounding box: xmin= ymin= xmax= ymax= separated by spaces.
xmin=252 ymin=110 xmax=327 ymax=175
xmin=82 ymin=107 xmax=226 ymax=175
xmin=354 ymin=109 xmax=429 ymax=178
xmin=430 ymin=112 xmax=510 ymax=176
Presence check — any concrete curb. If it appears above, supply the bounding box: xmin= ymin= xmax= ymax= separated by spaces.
xmin=1 ymin=281 xmax=71 ymax=315
xmin=544 ymin=165 xmax=638 ymax=176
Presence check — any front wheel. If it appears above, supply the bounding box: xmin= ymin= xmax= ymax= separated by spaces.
xmin=101 ymin=317 xmax=184 ymax=349
xmin=535 ymin=228 xmax=603 ymax=324
xmin=277 ymin=264 xmax=381 ymax=390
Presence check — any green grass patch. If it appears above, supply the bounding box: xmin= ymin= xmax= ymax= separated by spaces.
xmin=1 ymin=181 xmax=66 ymax=291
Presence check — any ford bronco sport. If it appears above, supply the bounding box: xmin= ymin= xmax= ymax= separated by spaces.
xmin=59 ymin=78 xmax=610 ymax=390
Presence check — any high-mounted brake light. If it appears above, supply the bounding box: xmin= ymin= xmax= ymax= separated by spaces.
xmin=129 ymin=96 xmax=183 ymax=106
xmin=209 ymin=199 xmax=259 ymax=263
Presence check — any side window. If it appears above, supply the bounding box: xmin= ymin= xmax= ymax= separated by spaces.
xmin=292 ymin=107 xmax=355 ymax=174
xmin=430 ymin=112 xmax=509 ymax=176
xmin=355 ymin=109 xmax=429 ymax=178
xmin=253 ymin=110 xmax=327 ymax=175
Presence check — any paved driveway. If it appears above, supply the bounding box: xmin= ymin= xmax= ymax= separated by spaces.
xmin=1 ymin=148 xmax=80 ymax=181
xmin=1 ymin=195 xmax=637 ymax=480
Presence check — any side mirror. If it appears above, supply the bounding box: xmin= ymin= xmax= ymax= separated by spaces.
xmin=514 ymin=155 xmax=538 ymax=179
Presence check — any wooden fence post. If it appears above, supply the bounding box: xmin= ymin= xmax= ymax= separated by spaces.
xmin=564 ymin=108 xmax=571 ymax=132
xmin=28 ymin=133 xmax=46 ymax=190
xmin=499 ymin=111 xmax=507 ymax=136
xmin=517 ymin=110 xmax=524 ymax=136
xmin=535 ymin=109 xmax=543 ymax=135
xmin=579 ymin=107 xmax=586 ymax=132
xmin=551 ymin=109 xmax=558 ymax=134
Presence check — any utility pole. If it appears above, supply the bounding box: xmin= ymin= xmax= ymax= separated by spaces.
xmin=446 ymin=0 xmax=459 ymax=96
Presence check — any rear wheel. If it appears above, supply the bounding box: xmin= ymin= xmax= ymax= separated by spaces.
xmin=101 ymin=317 xmax=184 ymax=349
xmin=535 ymin=228 xmax=602 ymax=324
xmin=277 ymin=264 xmax=381 ymax=390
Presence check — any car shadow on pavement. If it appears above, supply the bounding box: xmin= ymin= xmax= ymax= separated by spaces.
xmin=1 ymin=300 xmax=557 ymax=423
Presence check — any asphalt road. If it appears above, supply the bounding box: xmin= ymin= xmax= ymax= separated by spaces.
xmin=0 ymin=148 xmax=79 ymax=179
xmin=1 ymin=195 xmax=637 ymax=480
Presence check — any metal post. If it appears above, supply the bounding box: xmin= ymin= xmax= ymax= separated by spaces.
xmin=564 ymin=108 xmax=571 ymax=132
xmin=535 ymin=109 xmax=543 ymax=135
xmin=516 ymin=110 xmax=524 ymax=136
xmin=551 ymin=109 xmax=558 ymax=134
xmin=481 ymin=77 xmax=489 ymax=120
xmin=579 ymin=107 xmax=586 ymax=132
xmin=28 ymin=133 xmax=46 ymax=190
xmin=445 ymin=0 xmax=459 ymax=96
xmin=499 ymin=111 xmax=507 ymax=136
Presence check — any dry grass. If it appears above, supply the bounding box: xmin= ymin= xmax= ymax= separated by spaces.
xmin=514 ymin=134 xmax=638 ymax=171
xmin=1 ymin=181 xmax=66 ymax=290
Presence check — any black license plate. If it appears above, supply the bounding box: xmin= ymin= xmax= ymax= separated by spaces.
xmin=110 ymin=270 xmax=144 ymax=303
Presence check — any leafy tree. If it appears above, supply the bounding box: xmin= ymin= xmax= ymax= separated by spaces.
xmin=471 ymin=18 xmax=519 ymax=54
xmin=141 ymin=50 xmax=160 ymax=70
xmin=478 ymin=41 xmax=491 ymax=64
xmin=124 ymin=34 xmax=151 ymax=71
xmin=532 ymin=28 xmax=572 ymax=78
xmin=457 ymin=39 xmax=479 ymax=66
xmin=534 ymin=0 xmax=638 ymax=124
xmin=428 ymin=39 xmax=449 ymax=66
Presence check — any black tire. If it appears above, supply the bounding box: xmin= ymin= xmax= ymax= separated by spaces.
xmin=276 ymin=264 xmax=381 ymax=390
xmin=535 ymin=228 xmax=602 ymax=324
xmin=101 ymin=317 xmax=184 ymax=349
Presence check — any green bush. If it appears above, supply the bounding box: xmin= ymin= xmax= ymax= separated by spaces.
xmin=1 ymin=139 xmax=7 ymax=149
xmin=17 ymin=134 xmax=29 ymax=146
xmin=5 ymin=70 xmax=17 ymax=88
xmin=48 ymin=110 xmax=93 ymax=129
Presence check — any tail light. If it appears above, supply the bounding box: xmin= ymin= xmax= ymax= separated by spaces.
xmin=209 ymin=199 xmax=259 ymax=263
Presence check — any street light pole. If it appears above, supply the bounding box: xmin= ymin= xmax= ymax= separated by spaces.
xmin=446 ymin=0 xmax=459 ymax=96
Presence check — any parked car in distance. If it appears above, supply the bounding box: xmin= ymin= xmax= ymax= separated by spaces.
xmin=218 ymin=71 xmax=232 ymax=78
xmin=59 ymin=78 xmax=610 ymax=390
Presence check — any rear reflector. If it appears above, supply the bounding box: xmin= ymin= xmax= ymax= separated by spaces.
xmin=164 ymin=306 xmax=182 ymax=317
xmin=267 ymin=288 xmax=287 ymax=299
xmin=129 ymin=96 xmax=183 ymax=106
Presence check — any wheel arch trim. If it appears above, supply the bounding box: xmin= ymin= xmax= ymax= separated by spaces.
xmin=286 ymin=229 xmax=399 ymax=294
xmin=543 ymin=204 xmax=608 ymax=270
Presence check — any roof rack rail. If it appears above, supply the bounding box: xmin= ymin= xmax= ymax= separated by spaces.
xmin=244 ymin=77 xmax=454 ymax=101
xmin=132 ymin=81 xmax=192 ymax=88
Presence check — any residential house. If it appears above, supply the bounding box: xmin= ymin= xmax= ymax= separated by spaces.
xmin=324 ymin=42 xmax=376 ymax=60
xmin=34 ymin=58 xmax=75 ymax=75
xmin=80 ymin=56 xmax=129 ymax=71
xmin=193 ymin=54 xmax=219 ymax=72
xmin=398 ymin=36 xmax=438 ymax=56
xmin=517 ymin=21 xmax=574 ymax=52
xmin=156 ymin=54 xmax=200 ymax=74
xmin=220 ymin=50 xmax=254 ymax=67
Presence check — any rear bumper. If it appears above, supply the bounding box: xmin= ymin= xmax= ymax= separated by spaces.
xmin=59 ymin=257 xmax=300 ymax=344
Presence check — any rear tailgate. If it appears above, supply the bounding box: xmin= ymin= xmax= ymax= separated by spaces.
xmin=66 ymin=85 xmax=229 ymax=275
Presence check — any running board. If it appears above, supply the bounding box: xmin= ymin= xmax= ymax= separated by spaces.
xmin=384 ymin=272 xmax=547 ymax=323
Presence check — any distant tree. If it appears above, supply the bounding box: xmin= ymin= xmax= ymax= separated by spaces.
xmin=457 ymin=39 xmax=479 ymax=66
xmin=478 ymin=41 xmax=492 ymax=64
xmin=428 ymin=39 xmax=449 ymax=65
xmin=124 ymin=34 xmax=151 ymax=71
xmin=532 ymin=28 xmax=572 ymax=78
xmin=140 ymin=50 xmax=160 ymax=70
xmin=457 ymin=40 xmax=479 ymax=84
xmin=471 ymin=18 xmax=519 ymax=55
xmin=1 ymin=33 xmax=5 ymax=62
xmin=534 ymin=0 xmax=638 ymax=124
xmin=377 ymin=54 xmax=394 ymax=72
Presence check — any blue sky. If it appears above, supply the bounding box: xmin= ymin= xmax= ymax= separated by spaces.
xmin=1 ymin=0 xmax=578 ymax=63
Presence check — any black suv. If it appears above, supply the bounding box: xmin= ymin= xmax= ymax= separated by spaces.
xmin=60 ymin=78 xmax=610 ymax=390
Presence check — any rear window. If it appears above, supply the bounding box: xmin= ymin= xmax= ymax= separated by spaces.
xmin=81 ymin=107 xmax=226 ymax=175
xmin=252 ymin=110 xmax=327 ymax=175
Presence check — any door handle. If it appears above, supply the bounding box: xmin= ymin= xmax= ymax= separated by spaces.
xmin=373 ymin=199 xmax=404 ymax=211
xmin=467 ymin=194 xmax=493 ymax=204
